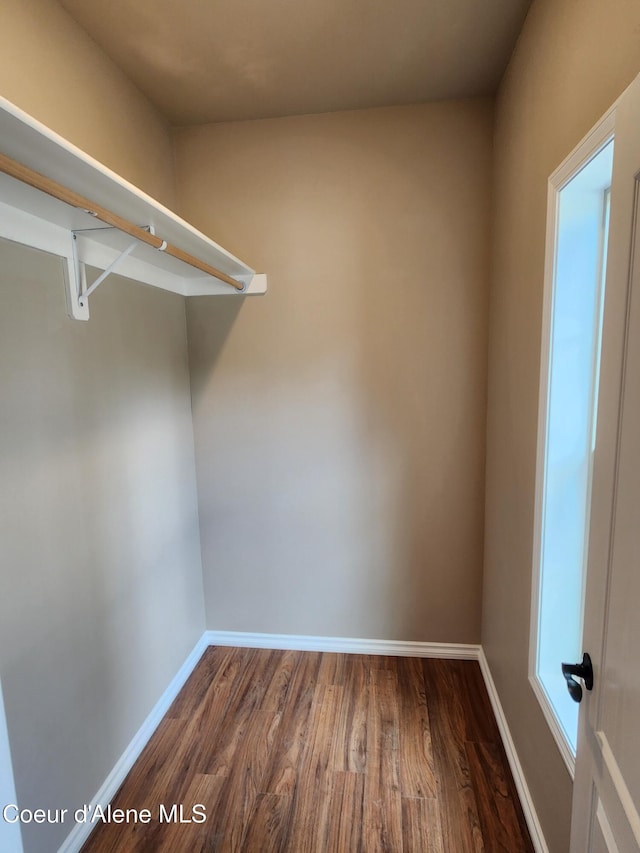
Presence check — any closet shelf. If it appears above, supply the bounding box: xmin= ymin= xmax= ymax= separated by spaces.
xmin=0 ymin=95 xmax=266 ymax=320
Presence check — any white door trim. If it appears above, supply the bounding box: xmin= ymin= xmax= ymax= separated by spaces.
xmin=528 ymin=104 xmax=617 ymax=779
xmin=596 ymin=732 xmax=640 ymax=847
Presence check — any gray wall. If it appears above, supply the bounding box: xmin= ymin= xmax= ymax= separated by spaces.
xmin=178 ymin=101 xmax=493 ymax=643
xmin=0 ymin=240 xmax=205 ymax=853
xmin=0 ymin=4 xmax=198 ymax=851
xmin=483 ymin=0 xmax=640 ymax=850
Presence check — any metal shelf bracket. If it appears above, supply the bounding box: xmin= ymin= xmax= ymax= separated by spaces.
xmin=76 ymin=236 xmax=138 ymax=307
xmin=65 ymin=225 xmax=154 ymax=320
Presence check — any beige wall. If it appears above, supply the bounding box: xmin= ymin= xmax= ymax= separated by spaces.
xmin=8 ymin=2 xmax=639 ymax=848
xmin=0 ymin=0 xmax=175 ymax=206
xmin=176 ymin=101 xmax=492 ymax=642
xmin=0 ymin=241 xmax=205 ymax=853
xmin=483 ymin=0 xmax=640 ymax=850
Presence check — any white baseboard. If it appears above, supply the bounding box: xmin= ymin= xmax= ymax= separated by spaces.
xmin=204 ymin=630 xmax=480 ymax=659
xmin=478 ymin=648 xmax=549 ymax=853
xmin=57 ymin=633 xmax=209 ymax=853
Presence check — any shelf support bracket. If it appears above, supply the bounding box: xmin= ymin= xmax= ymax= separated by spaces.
xmin=65 ymin=231 xmax=89 ymax=321
xmin=76 ymin=237 xmax=138 ymax=307
xmin=65 ymin=229 xmax=143 ymax=320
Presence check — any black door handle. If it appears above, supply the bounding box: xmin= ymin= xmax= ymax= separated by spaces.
xmin=561 ymin=653 xmax=594 ymax=703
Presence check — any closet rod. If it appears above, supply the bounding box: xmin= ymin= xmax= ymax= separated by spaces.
xmin=0 ymin=152 xmax=245 ymax=291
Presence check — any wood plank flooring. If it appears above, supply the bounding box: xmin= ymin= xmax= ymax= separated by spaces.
xmin=81 ymin=648 xmax=534 ymax=853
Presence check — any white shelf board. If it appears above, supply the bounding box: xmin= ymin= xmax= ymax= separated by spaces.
xmin=0 ymin=95 xmax=267 ymax=314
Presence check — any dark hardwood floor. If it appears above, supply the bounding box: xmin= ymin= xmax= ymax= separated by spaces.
xmin=81 ymin=647 xmax=534 ymax=852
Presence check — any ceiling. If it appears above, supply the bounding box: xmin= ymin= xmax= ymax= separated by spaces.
xmin=58 ymin=0 xmax=531 ymax=126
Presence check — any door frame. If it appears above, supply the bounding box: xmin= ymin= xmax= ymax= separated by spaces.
xmin=528 ymin=103 xmax=618 ymax=778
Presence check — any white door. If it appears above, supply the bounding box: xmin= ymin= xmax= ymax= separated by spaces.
xmin=569 ymin=73 xmax=640 ymax=852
